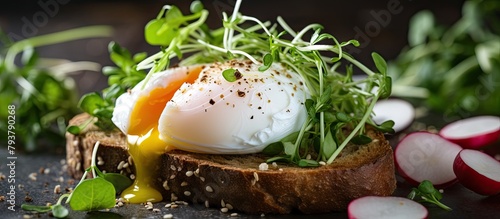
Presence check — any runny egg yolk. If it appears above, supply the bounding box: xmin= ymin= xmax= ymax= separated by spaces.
xmin=121 ymin=66 xmax=202 ymax=203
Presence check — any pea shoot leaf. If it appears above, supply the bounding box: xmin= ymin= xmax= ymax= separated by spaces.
xmin=69 ymin=178 xmax=116 ymax=211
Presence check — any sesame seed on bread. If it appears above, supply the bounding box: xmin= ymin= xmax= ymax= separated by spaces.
xmin=66 ymin=113 xmax=396 ymax=214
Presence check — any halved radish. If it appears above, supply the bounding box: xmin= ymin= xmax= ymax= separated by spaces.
xmin=439 ymin=116 xmax=500 ymax=149
xmin=453 ymin=149 xmax=500 ymax=196
xmin=373 ymin=99 xmax=415 ymax=133
xmin=348 ymin=196 xmax=428 ymax=219
xmin=395 ymin=132 xmax=462 ymax=188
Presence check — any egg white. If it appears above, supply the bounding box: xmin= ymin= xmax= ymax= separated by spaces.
xmin=112 ymin=60 xmax=309 ymax=154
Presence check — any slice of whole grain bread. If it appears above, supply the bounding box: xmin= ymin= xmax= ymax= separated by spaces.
xmin=66 ymin=113 xmax=396 ymax=214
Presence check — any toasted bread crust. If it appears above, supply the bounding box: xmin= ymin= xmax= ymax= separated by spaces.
xmin=66 ymin=113 xmax=396 ymax=214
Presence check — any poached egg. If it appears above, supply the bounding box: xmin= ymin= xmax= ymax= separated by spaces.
xmin=112 ymin=60 xmax=308 ymax=203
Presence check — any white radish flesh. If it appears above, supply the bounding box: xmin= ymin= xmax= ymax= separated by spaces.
xmin=373 ymin=99 xmax=415 ymax=133
xmin=439 ymin=116 xmax=500 ymax=149
xmin=348 ymin=196 xmax=428 ymax=219
xmin=395 ymin=132 xmax=462 ymax=188
xmin=453 ymin=149 xmax=500 ymax=196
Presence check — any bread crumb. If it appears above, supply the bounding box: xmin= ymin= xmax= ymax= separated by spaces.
xmin=163 ymin=214 xmax=174 ymax=219
xmin=171 ymin=193 xmax=178 ymax=201
xmin=128 ymin=156 xmax=134 ymax=166
xmin=97 ymin=156 xmax=104 ymax=166
xmin=53 ymin=185 xmax=61 ymax=194
xmin=117 ymin=161 xmax=126 ymax=170
xmin=175 ymin=200 xmax=188 ymax=205
xmin=258 ymin=163 xmax=268 ymax=171
xmin=253 ymin=172 xmax=259 ymax=182
xmin=163 ymin=180 xmax=170 ymax=190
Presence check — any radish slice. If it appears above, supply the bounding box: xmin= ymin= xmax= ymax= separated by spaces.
xmin=453 ymin=149 xmax=500 ymax=196
xmin=439 ymin=116 xmax=500 ymax=149
xmin=373 ymin=99 xmax=415 ymax=133
xmin=348 ymin=196 xmax=428 ymax=219
xmin=395 ymin=132 xmax=462 ymax=188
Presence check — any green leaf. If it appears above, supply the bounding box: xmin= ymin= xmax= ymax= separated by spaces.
xmin=336 ymin=112 xmax=350 ymax=122
xmin=51 ymin=204 xmax=69 ymax=218
xmin=408 ymin=10 xmax=434 ymax=47
xmin=262 ymin=142 xmax=284 ymax=156
xmin=283 ymin=142 xmax=295 ymax=156
xmin=376 ymin=120 xmax=395 ymax=134
xmin=69 ymin=178 xmax=116 ymax=211
xmin=66 ymin=125 xmax=81 ymax=135
xmin=371 ymin=52 xmax=387 ymax=74
xmin=258 ymin=53 xmax=273 ymax=71
xmin=351 ymin=134 xmax=372 ymax=145
xmin=21 ymin=46 xmax=38 ymax=67
xmin=418 ymin=180 xmax=436 ymax=194
xmin=190 ymin=1 xmax=204 ymax=13
xmin=266 ymin=155 xmax=291 ymax=163
xmin=379 ymin=76 xmax=392 ymax=99
xmin=298 ymin=159 xmax=319 ymax=167
xmin=103 ymin=173 xmax=133 ymax=194
xmin=21 ymin=204 xmax=51 ymax=213
xmin=222 ymin=68 xmax=241 ymax=82
xmin=322 ymin=130 xmax=336 ymax=158
xmin=78 ymin=92 xmax=104 ymax=115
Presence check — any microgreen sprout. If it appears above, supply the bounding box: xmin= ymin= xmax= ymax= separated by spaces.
xmin=132 ymin=0 xmax=394 ymax=166
xmin=0 ymin=26 xmax=113 ymax=151
xmin=22 ymin=142 xmax=132 ymax=218
xmin=408 ymin=180 xmax=452 ymax=211
xmin=76 ymin=0 xmax=394 ymax=167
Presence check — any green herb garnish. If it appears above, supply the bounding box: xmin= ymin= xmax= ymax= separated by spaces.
xmin=77 ymin=0 xmax=394 ymax=166
xmin=0 ymin=26 xmax=113 ymax=152
xmin=67 ymin=42 xmax=147 ymax=134
xmin=408 ymin=180 xmax=452 ymax=211
xmin=22 ymin=142 xmax=132 ymax=218
xmin=389 ymin=0 xmax=500 ymax=118
xmin=136 ymin=0 xmax=393 ymax=166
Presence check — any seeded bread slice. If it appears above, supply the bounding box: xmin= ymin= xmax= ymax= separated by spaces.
xmin=66 ymin=113 xmax=396 ymax=214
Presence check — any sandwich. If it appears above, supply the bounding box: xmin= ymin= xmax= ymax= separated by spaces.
xmin=66 ymin=0 xmax=396 ymax=214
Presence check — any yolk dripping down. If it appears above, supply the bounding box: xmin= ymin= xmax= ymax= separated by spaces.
xmin=121 ymin=66 xmax=202 ymax=203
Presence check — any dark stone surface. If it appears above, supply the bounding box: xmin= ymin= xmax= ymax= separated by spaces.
xmin=1 ymin=129 xmax=499 ymax=218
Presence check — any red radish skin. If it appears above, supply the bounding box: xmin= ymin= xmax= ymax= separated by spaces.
xmin=453 ymin=149 xmax=500 ymax=196
xmin=395 ymin=132 xmax=462 ymax=188
xmin=440 ymin=116 xmax=500 ymax=149
xmin=348 ymin=196 xmax=428 ymax=219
